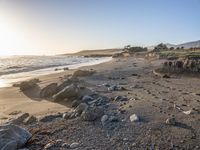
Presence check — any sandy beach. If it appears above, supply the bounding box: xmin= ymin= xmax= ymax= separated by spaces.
xmin=0 ymin=55 xmax=200 ymax=149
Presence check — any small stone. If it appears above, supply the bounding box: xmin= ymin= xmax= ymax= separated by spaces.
xmin=166 ymin=117 xmax=176 ymax=125
xmin=24 ymin=115 xmax=37 ymax=125
xmin=163 ymin=74 xmax=170 ymax=78
xmin=101 ymin=115 xmax=108 ymax=125
xmin=114 ymin=96 xmax=128 ymax=101
xmin=130 ymin=114 xmax=140 ymax=122
xmin=75 ymin=103 xmax=88 ymax=116
xmin=62 ymin=143 xmax=70 ymax=148
xmin=44 ymin=143 xmax=54 ymax=149
xmin=40 ymin=114 xmax=62 ymax=122
xmin=71 ymin=100 xmax=80 ymax=108
xmin=62 ymin=111 xmax=75 ymax=120
xmin=82 ymin=95 xmax=93 ymax=102
xmin=55 ymin=139 xmax=63 ymax=146
xmin=70 ymin=142 xmax=79 ymax=149
xmin=109 ymin=116 xmax=119 ymax=122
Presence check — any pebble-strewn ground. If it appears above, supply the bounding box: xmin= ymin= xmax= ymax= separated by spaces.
xmin=25 ymin=57 xmax=200 ymax=150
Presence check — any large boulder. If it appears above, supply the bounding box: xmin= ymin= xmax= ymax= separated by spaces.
xmin=53 ymin=84 xmax=80 ymax=101
xmin=40 ymin=83 xmax=58 ymax=98
xmin=53 ymin=84 xmax=93 ymax=102
xmin=57 ymin=78 xmax=80 ymax=91
xmin=0 ymin=124 xmax=32 ymax=150
xmin=19 ymin=79 xmax=39 ymax=91
xmin=72 ymin=70 xmax=95 ymax=78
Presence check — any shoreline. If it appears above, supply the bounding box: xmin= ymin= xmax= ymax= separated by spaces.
xmin=0 ymin=57 xmax=115 ymax=123
xmin=0 ymin=57 xmax=112 ymax=88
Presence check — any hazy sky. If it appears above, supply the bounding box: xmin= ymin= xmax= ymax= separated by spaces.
xmin=0 ymin=0 xmax=199 ymax=55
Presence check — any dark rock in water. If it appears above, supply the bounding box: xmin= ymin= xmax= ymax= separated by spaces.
xmin=72 ymin=70 xmax=95 ymax=78
xmin=81 ymin=107 xmax=104 ymax=121
xmin=0 ymin=124 xmax=31 ymax=150
xmin=53 ymin=84 xmax=80 ymax=101
xmin=63 ymin=67 xmax=69 ymax=71
xmin=40 ymin=83 xmax=58 ymax=98
xmin=163 ymin=74 xmax=170 ymax=78
xmin=39 ymin=114 xmax=62 ymax=122
xmin=11 ymin=113 xmax=29 ymax=125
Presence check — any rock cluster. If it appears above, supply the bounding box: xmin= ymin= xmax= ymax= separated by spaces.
xmin=162 ymin=58 xmax=200 ymax=73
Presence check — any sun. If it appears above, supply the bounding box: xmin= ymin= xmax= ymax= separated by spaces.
xmin=0 ymin=15 xmax=36 ymax=56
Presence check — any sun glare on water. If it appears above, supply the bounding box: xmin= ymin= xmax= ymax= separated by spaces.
xmin=0 ymin=79 xmax=8 ymax=88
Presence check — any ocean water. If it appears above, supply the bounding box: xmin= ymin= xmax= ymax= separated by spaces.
xmin=0 ymin=55 xmax=112 ymax=87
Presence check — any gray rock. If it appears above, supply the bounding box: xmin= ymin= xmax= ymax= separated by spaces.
xmin=82 ymin=95 xmax=93 ymax=102
xmin=70 ymin=142 xmax=79 ymax=149
xmin=62 ymin=143 xmax=70 ymax=148
xmin=62 ymin=111 xmax=76 ymax=120
xmin=166 ymin=117 xmax=176 ymax=125
xmin=71 ymin=100 xmax=80 ymax=108
xmin=23 ymin=115 xmax=37 ymax=125
xmin=75 ymin=103 xmax=88 ymax=116
xmin=11 ymin=113 xmax=29 ymax=125
xmin=40 ymin=114 xmax=62 ymax=122
xmin=108 ymin=85 xmax=118 ymax=91
xmin=130 ymin=114 xmax=140 ymax=122
xmin=108 ymin=85 xmax=126 ymax=91
xmin=0 ymin=124 xmax=32 ymax=150
xmin=40 ymin=83 xmax=58 ymax=98
xmin=72 ymin=70 xmax=95 ymax=78
xmin=109 ymin=116 xmax=119 ymax=122
xmin=53 ymin=84 xmax=80 ymax=101
xmin=19 ymin=79 xmax=39 ymax=91
xmin=44 ymin=143 xmax=54 ymax=149
xmin=81 ymin=107 xmax=104 ymax=121
xmin=55 ymin=139 xmax=63 ymax=146
xmin=63 ymin=67 xmax=69 ymax=71
xmin=114 ymin=96 xmax=128 ymax=101
xmin=101 ymin=115 xmax=108 ymax=125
